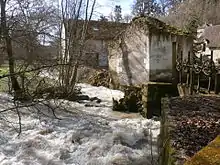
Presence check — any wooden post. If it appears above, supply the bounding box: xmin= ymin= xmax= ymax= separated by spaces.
xmin=197 ymin=54 xmax=202 ymax=93
xmin=172 ymin=42 xmax=177 ymax=86
xmin=189 ymin=52 xmax=194 ymax=95
xmin=179 ymin=51 xmax=183 ymax=84
xmin=186 ymin=52 xmax=190 ymax=86
xmin=208 ymin=51 xmax=213 ymax=93
xmin=214 ymin=73 xmax=220 ymax=94
xmin=142 ymin=84 xmax=152 ymax=119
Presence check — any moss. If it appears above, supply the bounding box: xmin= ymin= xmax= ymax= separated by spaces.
xmin=167 ymin=142 xmax=178 ymax=165
xmin=0 ymin=67 xmax=9 ymax=75
xmin=132 ymin=16 xmax=192 ymax=36
xmin=159 ymin=98 xmax=178 ymax=165
xmin=184 ymin=136 xmax=220 ymax=165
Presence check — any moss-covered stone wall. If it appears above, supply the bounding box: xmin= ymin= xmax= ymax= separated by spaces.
xmin=159 ymin=98 xmax=176 ymax=165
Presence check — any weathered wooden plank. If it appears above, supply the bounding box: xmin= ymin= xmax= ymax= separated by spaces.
xmin=214 ymin=73 xmax=220 ymax=94
xmin=172 ymin=42 xmax=178 ymax=86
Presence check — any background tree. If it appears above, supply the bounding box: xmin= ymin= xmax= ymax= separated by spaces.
xmin=12 ymin=0 xmax=58 ymax=62
xmin=0 ymin=0 xmax=59 ymax=100
xmin=109 ymin=12 xmax=114 ymax=22
xmin=0 ymin=0 xmax=22 ymax=99
xmin=114 ymin=5 xmax=122 ymax=22
xmin=164 ymin=0 xmax=220 ymax=28
xmin=59 ymin=0 xmax=96 ymax=94
xmin=158 ymin=0 xmax=181 ymax=15
xmin=132 ymin=0 xmax=162 ymax=17
xmin=99 ymin=15 xmax=108 ymax=21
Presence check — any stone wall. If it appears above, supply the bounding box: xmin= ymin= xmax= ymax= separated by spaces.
xmin=142 ymin=82 xmax=176 ymax=118
xmin=61 ymin=23 xmax=109 ymax=68
xmin=107 ymin=23 xmax=193 ymax=86
xmin=84 ymin=39 xmax=108 ymax=67
xmin=112 ymin=82 xmax=177 ymax=119
xmin=108 ymin=25 xmax=150 ymax=86
xmin=159 ymin=98 xmax=174 ymax=165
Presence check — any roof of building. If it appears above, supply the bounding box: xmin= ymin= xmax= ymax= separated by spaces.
xmin=67 ymin=20 xmax=128 ymax=40
xmin=202 ymin=25 xmax=220 ymax=48
xmin=132 ymin=16 xmax=192 ymax=36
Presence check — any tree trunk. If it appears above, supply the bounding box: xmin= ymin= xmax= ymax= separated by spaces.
xmin=1 ymin=0 xmax=21 ymax=98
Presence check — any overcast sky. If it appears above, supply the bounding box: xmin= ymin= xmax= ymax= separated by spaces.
xmin=94 ymin=0 xmax=133 ymax=18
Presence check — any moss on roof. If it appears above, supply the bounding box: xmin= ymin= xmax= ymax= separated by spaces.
xmin=184 ymin=135 xmax=220 ymax=165
xmin=132 ymin=16 xmax=192 ymax=36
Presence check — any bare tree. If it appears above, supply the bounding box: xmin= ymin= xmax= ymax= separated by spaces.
xmin=59 ymin=0 xmax=96 ymax=95
xmin=123 ymin=14 xmax=133 ymax=23
xmin=99 ymin=15 xmax=108 ymax=21
xmin=164 ymin=0 xmax=220 ymax=27
xmin=0 ymin=0 xmax=59 ymax=100
xmin=0 ymin=0 xmax=64 ymax=134
xmin=0 ymin=0 xmax=22 ymax=99
xmin=12 ymin=0 xmax=59 ymax=62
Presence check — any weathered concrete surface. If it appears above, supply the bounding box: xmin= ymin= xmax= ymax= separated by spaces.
xmin=61 ymin=21 xmax=125 ymax=68
xmin=149 ymin=34 xmax=192 ymax=82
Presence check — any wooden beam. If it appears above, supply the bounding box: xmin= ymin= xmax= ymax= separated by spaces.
xmin=189 ymin=51 xmax=194 ymax=95
xmin=214 ymin=73 xmax=220 ymax=94
xmin=208 ymin=51 xmax=214 ymax=93
xmin=172 ymin=42 xmax=177 ymax=86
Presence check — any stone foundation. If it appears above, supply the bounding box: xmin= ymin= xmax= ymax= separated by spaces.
xmin=142 ymin=82 xmax=177 ymax=118
xmin=112 ymin=82 xmax=177 ymax=119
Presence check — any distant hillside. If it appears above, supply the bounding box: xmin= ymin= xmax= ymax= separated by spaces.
xmin=162 ymin=0 xmax=220 ymax=30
